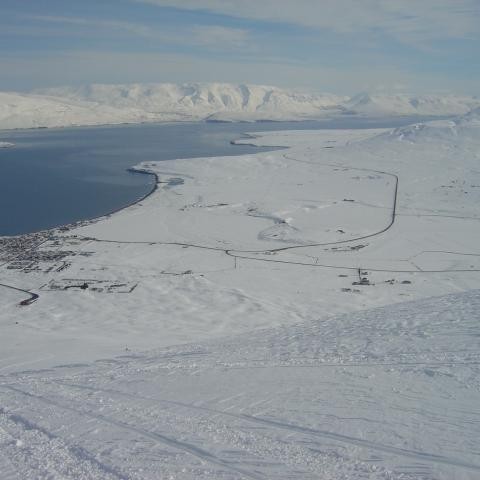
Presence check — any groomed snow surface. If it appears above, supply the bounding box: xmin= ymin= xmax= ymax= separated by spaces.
xmin=1 ymin=291 xmax=479 ymax=479
xmin=1 ymin=82 xmax=480 ymax=129
xmin=1 ymin=109 xmax=480 ymax=478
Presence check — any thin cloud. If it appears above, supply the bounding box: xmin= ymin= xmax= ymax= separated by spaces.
xmin=134 ymin=0 xmax=480 ymax=45
xmin=3 ymin=49 xmax=472 ymax=95
xmin=30 ymin=15 xmax=156 ymax=39
xmin=29 ymin=15 xmax=252 ymax=49
xmin=193 ymin=25 xmax=250 ymax=48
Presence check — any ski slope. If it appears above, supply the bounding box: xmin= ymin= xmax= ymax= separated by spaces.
xmin=1 ymin=290 xmax=479 ymax=479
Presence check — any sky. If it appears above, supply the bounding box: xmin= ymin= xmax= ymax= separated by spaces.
xmin=1 ymin=0 xmax=479 ymax=95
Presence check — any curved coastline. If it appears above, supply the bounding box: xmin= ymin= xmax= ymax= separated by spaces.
xmin=0 ymin=130 xmax=266 ymax=240
xmin=55 ymin=131 xmax=276 ymax=235
xmin=0 ymin=115 xmax=424 ymax=239
xmin=0 ymin=168 xmax=159 ymax=240
xmin=0 ymin=116 xmax=440 ymax=240
xmin=63 ymin=167 xmax=160 ymax=233
xmin=0 ymin=167 xmax=159 ymax=307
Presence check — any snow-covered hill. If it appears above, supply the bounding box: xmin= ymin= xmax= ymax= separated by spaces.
xmin=1 ymin=290 xmax=479 ymax=479
xmin=345 ymin=92 xmax=480 ymax=117
xmin=0 ymin=91 xmax=157 ymax=130
xmin=1 ymin=83 xmax=479 ymax=130
xmin=380 ymin=105 xmax=480 ymax=143
xmin=36 ymin=83 xmax=347 ymax=122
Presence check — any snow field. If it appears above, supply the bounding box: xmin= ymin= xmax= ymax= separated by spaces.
xmin=1 ymin=291 xmax=479 ymax=478
xmin=1 ymin=110 xmax=480 ymax=478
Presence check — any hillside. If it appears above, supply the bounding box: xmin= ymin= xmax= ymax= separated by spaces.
xmin=37 ymin=83 xmax=347 ymax=122
xmin=1 ymin=290 xmax=479 ymax=479
xmin=1 ymin=83 xmax=479 ymax=130
xmin=345 ymin=92 xmax=480 ymax=116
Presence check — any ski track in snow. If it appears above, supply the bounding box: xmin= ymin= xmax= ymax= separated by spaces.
xmin=1 ymin=291 xmax=480 ymax=479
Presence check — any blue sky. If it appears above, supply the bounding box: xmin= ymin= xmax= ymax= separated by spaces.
xmin=1 ymin=0 xmax=479 ymax=95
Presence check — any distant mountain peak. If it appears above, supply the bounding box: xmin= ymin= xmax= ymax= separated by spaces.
xmin=0 ymin=82 xmax=479 ymax=130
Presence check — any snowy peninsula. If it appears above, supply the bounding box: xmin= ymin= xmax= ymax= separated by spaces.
xmin=1 ymin=106 xmax=480 ymax=478
xmin=0 ymin=82 xmax=479 ymax=130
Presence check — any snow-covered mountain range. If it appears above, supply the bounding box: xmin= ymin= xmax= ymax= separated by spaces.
xmin=345 ymin=92 xmax=480 ymax=117
xmin=0 ymin=82 xmax=479 ymax=130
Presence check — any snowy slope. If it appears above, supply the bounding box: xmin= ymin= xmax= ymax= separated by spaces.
xmin=37 ymin=83 xmax=347 ymax=122
xmin=379 ymin=106 xmax=480 ymax=143
xmin=345 ymin=92 xmax=480 ymax=117
xmin=0 ymin=84 xmax=347 ymax=129
xmin=1 ymin=290 xmax=479 ymax=479
xmin=1 ymin=83 xmax=479 ymax=130
xmin=457 ymin=106 xmax=480 ymax=126
xmin=0 ymin=91 xmax=157 ymax=130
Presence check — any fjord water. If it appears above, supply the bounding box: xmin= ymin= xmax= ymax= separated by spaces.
xmin=0 ymin=118 xmax=428 ymax=236
xmin=0 ymin=122 xmax=275 ymax=236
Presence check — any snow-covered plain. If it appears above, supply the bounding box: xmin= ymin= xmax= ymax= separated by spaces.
xmin=1 ymin=82 xmax=479 ymax=129
xmin=1 ymin=110 xmax=480 ymax=478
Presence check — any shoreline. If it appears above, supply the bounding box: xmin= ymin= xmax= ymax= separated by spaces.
xmin=0 ymin=124 xmax=276 ymax=240
xmin=0 ymin=113 xmax=454 ymax=135
xmin=0 ymin=114 xmax=446 ymax=241
xmin=0 ymin=130 xmax=269 ymax=240
xmin=0 ymin=167 xmax=160 ymax=240
xmin=60 ymin=167 xmax=161 ymax=234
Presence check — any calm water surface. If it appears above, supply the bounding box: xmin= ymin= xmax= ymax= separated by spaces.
xmin=0 ymin=118 xmax=428 ymax=236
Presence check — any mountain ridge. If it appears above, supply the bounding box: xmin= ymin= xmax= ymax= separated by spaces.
xmin=0 ymin=82 xmax=479 ymax=130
